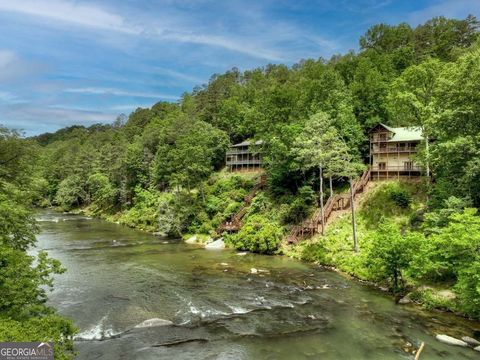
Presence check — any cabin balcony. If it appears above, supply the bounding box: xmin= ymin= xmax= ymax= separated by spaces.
xmin=371 ymin=165 xmax=422 ymax=172
xmin=226 ymin=149 xmax=256 ymax=155
xmin=370 ymin=145 xmax=418 ymax=154
xmin=226 ymin=159 xmax=262 ymax=166
xmin=370 ymin=165 xmax=423 ymax=179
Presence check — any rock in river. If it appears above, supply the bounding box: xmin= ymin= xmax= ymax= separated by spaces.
xmin=398 ymin=295 xmax=412 ymax=304
xmin=205 ymin=238 xmax=225 ymax=250
xmin=134 ymin=318 xmax=173 ymax=329
xmin=185 ymin=235 xmax=197 ymax=244
xmin=462 ymin=336 xmax=480 ymax=347
xmin=435 ymin=334 xmax=468 ymax=347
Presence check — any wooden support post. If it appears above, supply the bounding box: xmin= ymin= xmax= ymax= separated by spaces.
xmin=319 ymin=166 xmax=325 ymax=236
xmin=415 ymin=342 xmax=425 ymax=360
xmin=350 ymin=178 xmax=359 ymax=253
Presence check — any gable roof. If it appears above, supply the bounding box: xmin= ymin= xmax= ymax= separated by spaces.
xmin=231 ymin=140 xmax=263 ymax=147
xmin=374 ymin=123 xmax=424 ymax=142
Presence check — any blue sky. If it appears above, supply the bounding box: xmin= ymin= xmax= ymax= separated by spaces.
xmin=0 ymin=0 xmax=478 ymax=135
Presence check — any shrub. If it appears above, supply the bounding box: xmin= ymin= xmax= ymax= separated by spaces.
xmin=364 ymin=220 xmax=418 ymax=293
xmin=0 ymin=316 xmax=76 ymax=360
xmin=205 ymin=195 xmax=222 ymax=216
xmin=360 ymin=182 xmax=417 ymax=228
xmin=223 ymin=201 xmax=242 ymax=219
xmin=119 ymin=188 xmax=172 ymax=232
xmin=410 ymin=209 xmax=480 ymax=282
xmin=455 ymin=259 xmax=480 ymax=318
xmin=54 ymin=175 xmax=86 ymax=209
xmin=226 ymin=215 xmax=283 ymax=254
xmin=280 ymin=185 xmax=315 ymax=224
xmin=247 ymin=192 xmax=269 ymax=216
xmin=422 ymin=196 xmax=471 ymax=233
xmin=87 ymin=173 xmax=117 ymax=210
xmin=389 ymin=187 xmax=411 ymax=208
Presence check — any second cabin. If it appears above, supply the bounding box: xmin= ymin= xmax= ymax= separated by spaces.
xmin=369 ymin=123 xmax=425 ymax=179
xmin=226 ymin=140 xmax=263 ymax=172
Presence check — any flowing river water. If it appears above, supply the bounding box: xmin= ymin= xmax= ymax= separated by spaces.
xmin=35 ymin=211 xmax=480 ymax=359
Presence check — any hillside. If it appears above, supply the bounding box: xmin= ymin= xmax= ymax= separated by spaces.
xmin=26 ymin=15 xmax=480 ymax=320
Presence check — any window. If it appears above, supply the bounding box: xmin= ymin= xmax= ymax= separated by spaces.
xmin=378 ymin=162 xmax=386 ymax=170
xmin=379 ymin=133 xmax=387 ymax=141
xmin=404 ymin=161 xmax=413 ymax=170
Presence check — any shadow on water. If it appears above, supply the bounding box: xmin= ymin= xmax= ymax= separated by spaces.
xmin=35 ymin=210 xmax=480 ymax=360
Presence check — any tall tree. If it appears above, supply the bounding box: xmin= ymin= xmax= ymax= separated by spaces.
xmin=292 ymin=112 xmax=350 ymax=235
xmin=387 ymin=58 xmax=443 ymax=178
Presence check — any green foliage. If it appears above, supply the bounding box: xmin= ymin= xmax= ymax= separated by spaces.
xmin=279 ymin=186 xmax=315 ymax=224
xmin=455 ymin=260 xmax=480 ymax=317
xmin=410 ymin=209 xmax=480 ymax=282
xmin=0 ymin=316 xmax=76 ymax=360
xmin=188 ymin=174 xmax=254 ymax=234
xmin=119 ymin=188 xmax=170 ymax=232
xmin=360 ymin=182 xmax=420 ymax=228
xmin=246 ymin=191 xmax=269 ymax=216
xmin=26 ymin=14 xmax=480 ymax=321
xmin=422 ymin=196 xmax=471 ymax=233
xmin=364 ymin=220 xmax=418 ymax=293
xmin=0 ymin=247 xmax=65 ymax=318
xmin=54 ymin=175 xmax=86 ymax=209
xmin=87 ymin=173 xmax=117 ymax=210
xmin=226 ymin=215 xmax=283 ymax=254
xmin=0 ymin=186 xmax=38 ymax=251
xmin=0 ymin=128 xmax=76 ymax=358
xmin=389 ymin=187 xmax=412 ymax=208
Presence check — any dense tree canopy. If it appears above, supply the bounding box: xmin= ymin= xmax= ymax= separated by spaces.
xmin=0 ymin=128 xmax=76 ymax=359
xmin=30 ymin=14 xmax=480 ymax=220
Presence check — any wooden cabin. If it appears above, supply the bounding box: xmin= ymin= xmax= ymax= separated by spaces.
xmin=369 ymin=124 xmax=424 ymax=179
xmin=226 ymin=140 xmax=263 ymax=172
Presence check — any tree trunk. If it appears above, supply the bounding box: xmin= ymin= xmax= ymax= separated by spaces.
xmin=200 ymin=183 xmax=206 ymax=205
xmin=350 ymin=178 xmax=359 ymax=252
xmin=319 ymin=166 xmax=325 ymax=236
xmin=393 ymin=268 xmax=399 ymax=294
xmin=329 ymin=176 xmax=333 ymax=197
xmin=425 ymin=133 xmax=430 ymax=179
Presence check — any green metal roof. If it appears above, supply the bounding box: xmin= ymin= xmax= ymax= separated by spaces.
xmin=380 ymin=123 xmax=424 ymax=142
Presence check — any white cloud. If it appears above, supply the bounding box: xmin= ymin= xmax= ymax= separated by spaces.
xmin=0 ymin=49 xmax=46 ymax=82
xmin=64 ymin=87 xmax=179 ymax=100
xmin=0 ymin=49 xmax=15 ymax=68
xmin=153 ymin=67 xmax=205 ymax=85
xmin=409 ymin=0 xmax=480 ymax=25
xmin=108 ymin=104 xmax=147 ymax=111
xmin=2 ymin=103 xmax=118 ymax=129
xmin=0 ymin=0 xmax=333 ymax=61
xmin=0 ymin=90 xmax=25 ymax=104
xmin=160 ymin=32 xmax=285 ymax=61
xmin=0 ymin=91 xmax=16 ymax=102
xmin=0 ymin=0 xmax=139 ymax=34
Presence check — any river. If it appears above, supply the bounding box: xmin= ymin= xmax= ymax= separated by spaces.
xmin=35 ymin=211 xmax=479 ymax=359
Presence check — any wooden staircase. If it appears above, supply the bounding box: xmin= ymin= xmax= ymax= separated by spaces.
xmin=217 ymin=174 xmax=267 ymax=233
xmin=286 ymin=168 xmax=371 ymax=244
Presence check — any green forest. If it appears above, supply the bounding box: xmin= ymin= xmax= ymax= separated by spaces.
xmin=2 ymin=15 xmax=480 ymax=355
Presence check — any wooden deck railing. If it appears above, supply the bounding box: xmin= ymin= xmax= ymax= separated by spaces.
xmin=217 ymin=174 xmax=267 ymax=233
xmin=370 ymin=165 xmax=422 ymax=172
xmin=286 ymin=168 xmax=371 ymax=244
